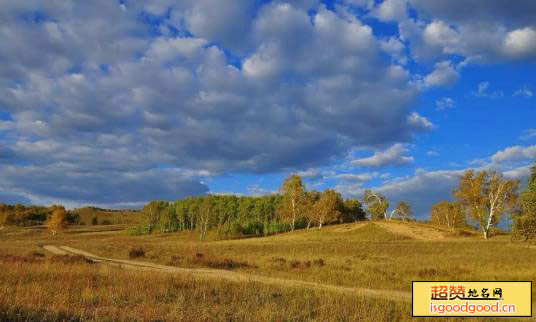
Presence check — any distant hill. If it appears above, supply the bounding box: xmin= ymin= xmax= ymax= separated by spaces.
xmin=72 ymin=207 xmax=141 ymax=225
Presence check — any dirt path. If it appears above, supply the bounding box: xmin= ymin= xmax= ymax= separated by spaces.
xmin=43 ymin=244 xmax=411 ymax=301
xmin=374 ymin=221 xmax=446 ymax=240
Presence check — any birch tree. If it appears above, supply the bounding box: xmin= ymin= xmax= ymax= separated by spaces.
xmin=143 ymin=200 xmax=166 ymax=234
xmin=363 ymin=190 xmax=389 ymax=220
xmin=430 ymin=201 xmax=465 ymax=228
xmin=314 ymin=189 xmax=341 ymax=229
xmin=277 ymin=175 xmax=306 ymax=231
xmin=454 ymin=170 xmax=518 ymax=239
xmin=46 ymin=206 xmax=68 ymax=236
xmin=390 ymin=201 xmax=413 ymax=221
xmin=198 ymin=197 xmax=213 ymax=241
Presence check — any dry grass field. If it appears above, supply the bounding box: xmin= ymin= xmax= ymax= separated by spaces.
xmin=1 ymin=221 xmax=535 ymax=321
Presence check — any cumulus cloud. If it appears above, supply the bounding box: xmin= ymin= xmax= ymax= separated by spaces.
xmin=503 ymin=27 xmax=536 ymax=59
xmin=335 ymin=142 xmax=535 ymax=218
xmin=380 ymin=36 xmax=408 ymax=64
xmin=407 ymin=112 xmax=436 ymax=130
xmin=397 ymin=0 xmax=536 ymax=63
xmin=0 ymin=1 xmax=435 ymax=206
xmin=351 ymin=144 xmax=414 ymax=168
xmin=371 ymin=0 xmax=408 ymax=22
xmin=424 ymin=61 xmax=459 ymax=88
xmin=490 ymin=145 xmax=536 ymax=164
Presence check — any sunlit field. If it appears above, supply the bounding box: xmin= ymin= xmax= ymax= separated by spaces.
xmin=1 ymin=220 xmax=535 ymax=321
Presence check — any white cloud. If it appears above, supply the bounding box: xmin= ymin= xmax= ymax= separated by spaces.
xmin=247 ymin=184 xmax=276 ymax=196
xmin=472 ymin=81 xmax=504 ymax=98
xmin=0 ymin=2 xmax=434 ymax=205
xmin=503 ymin=165 xmax=531 ymax=180
xmin=424 ymin=61 xmax=459 ymax=88
xmin=503 ymin=27 xmax=536 ymax=59
xmin=293 ymin=169 xmax=324 ymax=180
xmin=380 ymin=36 xmax=408 ymax=64
xmin=435 ymin=97 xmax=455 ymax=110
xmin=399 ymin=1 xmax=536 ymax=64
xmin=351 ymin=143 xmax=414 ymax=168
xmin=490 ymin=145 xmax=536 ymax=164
xmin=334 ymin=172 xmax=378 ymax=182
xmin=427 ymin=150 xmax=439 ymax=156
xmin=513 ymin=85 xmax=533 ymax=98
xmin=520 ymin=129 xmax=536 ymax=141
xmin=407 ymin=112 xmax=436 ymax=130
xmin=372 ymin=0 xmax=408 ymax=22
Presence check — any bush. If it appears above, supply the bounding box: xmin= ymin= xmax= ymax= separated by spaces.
xmin=128 ymin=247 xmax=145 ymax=258
xmin=91 ymin=217 xmax=98 ymax=225
xmin=28 ymin=251 xmax=45 ymax=258
xmin=167 ymin=253 xmax=254 ymax=270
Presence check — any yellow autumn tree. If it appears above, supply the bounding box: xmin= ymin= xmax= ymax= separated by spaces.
xmin=454 ymin=170 xmax=518 ymax=239
xmin=46 ymin=206 xmax=68 ymax=235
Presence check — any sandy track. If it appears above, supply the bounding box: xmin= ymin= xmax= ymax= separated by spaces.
xmin=43 ymin=244 xmax=411 ymax=301
xmin=374 ymin=222 xmax=446 ymax=240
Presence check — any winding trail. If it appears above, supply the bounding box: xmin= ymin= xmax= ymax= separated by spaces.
xmin=43 ymin=245 xmax=411 ymax=301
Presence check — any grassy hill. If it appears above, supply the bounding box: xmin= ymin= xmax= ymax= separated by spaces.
xmin=72 ymin=206 xmax=141 ymax=226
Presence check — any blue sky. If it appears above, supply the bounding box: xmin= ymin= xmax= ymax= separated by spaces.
xmin=0 ymin=0 xmax=535 ymax=218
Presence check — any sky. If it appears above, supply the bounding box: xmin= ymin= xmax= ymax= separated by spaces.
xmin=0 ymin=0 xmax=535 ymax=218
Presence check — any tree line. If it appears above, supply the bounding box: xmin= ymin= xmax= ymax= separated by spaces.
xmin=429 ymin=163 xmax=536 ymax=241
xmin=2 ymin=161 xmax=535 ymax=242
xmin=137 ymin=175 xmax=368 ymax=239
xmin=0 ymin=204 xmax=76 ymax=227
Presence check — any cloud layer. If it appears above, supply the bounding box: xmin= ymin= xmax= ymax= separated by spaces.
xmin=0 ymin=0 xmax=534 ymax=209
xmin=0 ymin=1 xmax=435 ymax=206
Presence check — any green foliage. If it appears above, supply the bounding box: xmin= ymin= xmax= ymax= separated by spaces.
xmin=341 ymin=199 xmax=367 ymax=222
xmin=134 ymin=175 xmax=366 ymax=238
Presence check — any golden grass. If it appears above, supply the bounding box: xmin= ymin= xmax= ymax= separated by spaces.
xmin=1 ymin=221 xmax=535 ymax=321
xmin=0 ymin=256 xmax=414 ymax=321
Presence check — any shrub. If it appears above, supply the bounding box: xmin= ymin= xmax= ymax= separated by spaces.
xmin=91 ymin=217 xmax=98 ymax=225
xmin=29 ymin=251 xmax=45 ymax=258
xmin=128 ymin=247 xmax=145 ymax=258
xmin=167 ymin=253 xmax=254 ymax=270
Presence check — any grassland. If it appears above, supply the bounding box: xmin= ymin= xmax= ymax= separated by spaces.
xmin=1 ymin=221 xmax=535 ymax=321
